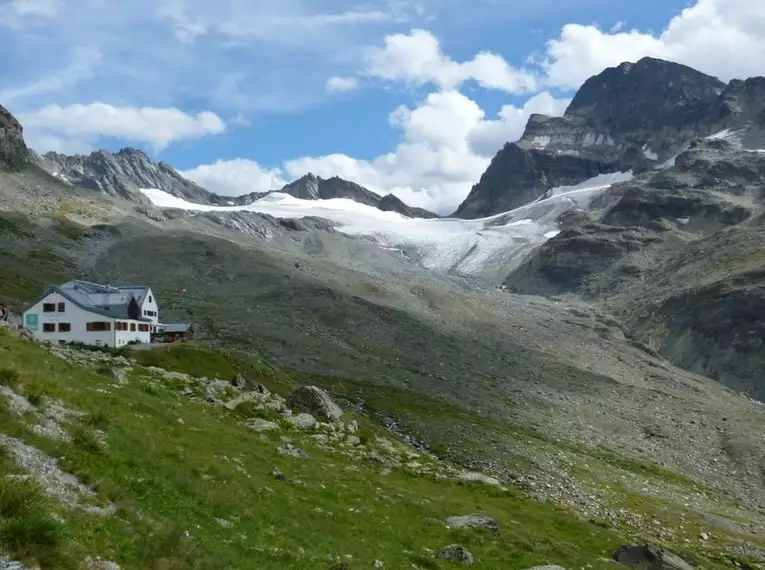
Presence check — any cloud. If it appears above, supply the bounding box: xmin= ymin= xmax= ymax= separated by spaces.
xmin=364 ymin=29 xmax=537 ymax=93
xmin=19 ymin=103 xmax=226 ymax=153
xmin=326 ymin=76 xmax=359 ymax=93
xmin=540 ymin=0 xmax=765 ymax=89
xmin=184 ymin=89 xmax=569 ymax=213
xmin=181 ymin=159 xmax=287 ymax=195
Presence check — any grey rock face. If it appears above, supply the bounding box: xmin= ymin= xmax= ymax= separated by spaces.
xmin=0 ymin=105 xmax=28 ymax=170
xmin=377 ymin=193 xmax=440 ymax=219
xmin=40 ymin=148 xmax=219 ymax=205
xmin=285 ymin=385 xmax=343 ymax=421
xmin=454 ymin=56 xmax=765 ymax=219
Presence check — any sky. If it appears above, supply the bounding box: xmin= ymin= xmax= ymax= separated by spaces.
xmin=2 ymin=0 xmax=765 ymax=214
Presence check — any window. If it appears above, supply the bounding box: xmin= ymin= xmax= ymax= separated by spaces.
xmin=86 ymin=322 xmax=111 ymax=331
xmin=57 ymin=302 xmax=65 ymax=312
xmin=116 ymin=322 xmax=128 ymax=331
xmin=43 ymin=303 xmax=55 ymax=313
xmin=58 ymin=323 xmax=71 ymax=332
xmin=138 ymin=324 xmax=150 ymax=332
xmin=149 ymin=296 xmax=153 ymax=303
xmin=130 ymin=323 xmax=136 ymax=332
xmin=43 ymin=323 xmax=55 ymax=332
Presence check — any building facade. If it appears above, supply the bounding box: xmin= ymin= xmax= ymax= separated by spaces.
xmin=22 ymin=280 xmax=158 ymax=347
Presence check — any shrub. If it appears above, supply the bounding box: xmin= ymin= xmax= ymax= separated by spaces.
xmin=0 ymin=368 xmax=20 ymax=387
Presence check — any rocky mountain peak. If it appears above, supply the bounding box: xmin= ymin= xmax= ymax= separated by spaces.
xmin=565 ymin=57 xmax=726 ymax=136
xmin=39 ymin=146 xmax=213 ymax=204
xmin=454 ymin=57 xmax=762 ymax=219
xmin=0 ymin=104 xmax=28 ymax=170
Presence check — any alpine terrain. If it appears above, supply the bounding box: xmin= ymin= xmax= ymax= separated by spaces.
xmin=1 ymin=56 xmax=765 ymax=570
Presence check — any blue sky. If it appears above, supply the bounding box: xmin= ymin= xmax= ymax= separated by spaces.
xmin=1 ymin=0 xmax=763 ymax=213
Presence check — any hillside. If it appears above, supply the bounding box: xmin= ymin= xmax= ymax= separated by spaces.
xmin=2 ymin=328 xmax=765 ymax=569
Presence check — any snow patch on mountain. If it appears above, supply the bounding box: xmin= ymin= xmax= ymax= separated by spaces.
xmin=141 ymin=171 xmax=632 ymax=277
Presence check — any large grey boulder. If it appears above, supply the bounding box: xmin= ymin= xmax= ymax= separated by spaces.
xmin=285 ymin=385 xmax=342 ymax=421
xmin=613 ymin=545 xmax=695 ymax=570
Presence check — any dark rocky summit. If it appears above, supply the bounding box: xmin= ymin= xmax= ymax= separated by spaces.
xmin=377 ymin=193 xmax=439 ymax=218
xmin=453 ymin=57 xmax=765 ymax=218
xmin=0 ymin=105 xmax=28 ymax=170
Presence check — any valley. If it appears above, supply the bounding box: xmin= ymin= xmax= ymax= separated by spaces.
xmin=2 ymin=54 xmax=765 ymax=569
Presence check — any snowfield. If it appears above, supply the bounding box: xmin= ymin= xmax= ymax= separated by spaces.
xmin=141 ymin=171 xmax=632 ymax=277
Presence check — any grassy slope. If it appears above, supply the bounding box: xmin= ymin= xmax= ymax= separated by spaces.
xmin=0 ymin=330 xmax=631 ymax=570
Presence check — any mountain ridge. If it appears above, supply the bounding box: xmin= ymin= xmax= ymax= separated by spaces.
xmin=453 ymin=56 xmax=765 ymax=219
xmin=37 ymin=148 xmax=439 ymax=219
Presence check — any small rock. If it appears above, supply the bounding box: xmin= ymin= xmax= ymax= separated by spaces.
xmin=345 ymin=435 xmax=361 ymax=445
xmin=231 ymin=373 xmax=247 ymax=388
xmin=247 ymin=419 xmax=280 ymax=432
xmin=374 ymin=560 xmax=384 ymax=568
xmin=97 ymin=368 xmax=127 ymax=385
xmin=456 ymin=471 xmax=501 ymax=486
xmin=277 ymin=446 xmax=308 ymax=459
xmin=699 ymin=532 xmax=709 ymax=541
xmin=83 ymin=557 xmax=122 ymax=570
xmin=272 ymin=468 xmax=287 ymax=481
xmin=445 ymin=514 xmax=499 ymax=534
xmin=439 ymin=545 xmax=474 ymax=565
xmin=215 ymin=518 xmax=233 ymax=529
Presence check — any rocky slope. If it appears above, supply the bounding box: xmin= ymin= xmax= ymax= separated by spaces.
xmin=505 ymin=137 xmax=765 ymax=396
xmin=454 ymin=57 xmax=765 ymax=218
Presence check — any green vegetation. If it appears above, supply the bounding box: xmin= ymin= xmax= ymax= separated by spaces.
xmin=0 ymin=329 xmax=637 ymax=570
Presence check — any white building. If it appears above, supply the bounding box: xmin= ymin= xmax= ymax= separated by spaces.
xmin=22 ymin=280 xmax=159 ymax=347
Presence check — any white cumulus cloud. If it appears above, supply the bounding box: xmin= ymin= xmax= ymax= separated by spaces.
xmin=326 ymin=76 xmax=359 ymax=92
xmin=540 ymin=0 xmax=765 ymax=89
xmin=181 ymin=159 xmax=287 ymax=196
xmin=19 ymin=103 xmax=226 ymax=153
xmin=364 ymin=29 xmax=537 ymax=93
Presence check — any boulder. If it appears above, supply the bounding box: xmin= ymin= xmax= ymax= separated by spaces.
xmin=287 ymin=413 xmax=317 ymax=430
xmin=613 ymin=545 xmax=694 ymax=570
xmin=97 ymin=368 xmax=128 ymax=385
xmin=285 ymin=385 xmax=342 ymax=421
xmin=439 ymin=545 xmax=474 ymax=565
xmin=445 ymin=514 xmax=499 ymax=534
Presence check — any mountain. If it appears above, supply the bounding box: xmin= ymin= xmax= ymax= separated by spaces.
xmin=40 ymin=148 xmax=221 ymax=205
xmin=453 ymin=57 xmax=765 ymax=219
xmin=5 ymin=89 xmax=765 ymax=569
xmin=377 ymin=193 xmax=440 ymax=219
xmin=39 ymin=150 xmax=439 ymax=219
xmin=0 ymin=104 xmax=27 ymax=170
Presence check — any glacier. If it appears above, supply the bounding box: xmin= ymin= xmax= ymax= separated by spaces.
xmin=141 ymin=171 xmax=632 ymax=278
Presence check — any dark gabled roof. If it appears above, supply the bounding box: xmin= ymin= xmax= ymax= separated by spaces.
xmin=25 ymin=280 xmax=152 ymax=322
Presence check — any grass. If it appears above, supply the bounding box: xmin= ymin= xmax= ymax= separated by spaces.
xmin=0 ymin=329 xmax=643 ymax=570
xmin=0 ymin=448 xmax=76 ymax=568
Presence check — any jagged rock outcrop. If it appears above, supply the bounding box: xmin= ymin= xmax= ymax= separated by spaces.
xmin=40 ymin=148 xmax=219 ymax=205
xmin=377 ymin=193 xmax=439 ymax=219
xmin=453 ymin=57 xmax=765 ymax=219
xmin=0 ymin=105 xmax=28 ymax=170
